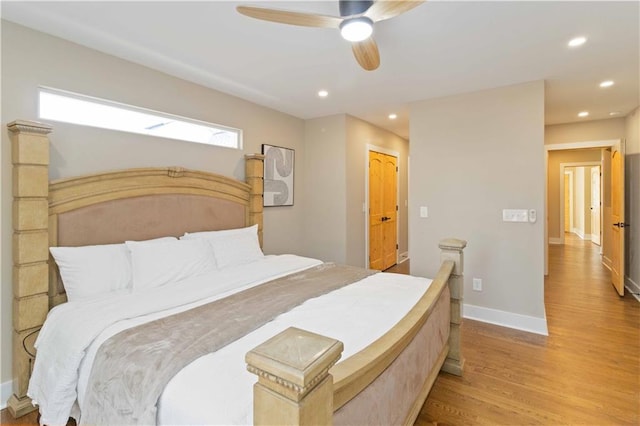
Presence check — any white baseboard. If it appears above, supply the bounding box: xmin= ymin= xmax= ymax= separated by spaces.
xmin=398 ymin=252 xmax=409 ymax=264
xmin=602 ymin=255 xmax=612 ymax=271
xmin=625 ymin=276 xmax=640 ymax=302
xmin=1 ymin=380 xmax=12 ymax=410
xmin=549 ymin=237 xmax=562 ymax=245
xmin=571 ymin=228 xmax=587 ymax=240
xmin=463 ymin=304 xmax=549 ymax=336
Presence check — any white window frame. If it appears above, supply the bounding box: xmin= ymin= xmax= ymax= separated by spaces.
xmin=38 ymin=87 xmax=243 ymax=149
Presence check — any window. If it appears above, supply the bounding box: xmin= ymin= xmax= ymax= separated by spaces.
xmin=38 ymin=88 xmax=242 ymax=149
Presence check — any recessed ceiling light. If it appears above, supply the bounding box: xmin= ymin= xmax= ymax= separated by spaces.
xmin=609 ymin=111 xmax=621 ymax=116
xmin=568 ymin=36 xmax=587 ymax=47
xmin=578 ymin=111 xmax=589 ymax=117
xmin=317 ymin=90 xmax=329 ymax=98
xmin=599 ymin=80 xmax=614 ymax=88
xmin=388 ymin=113 xmax=397 ymax=120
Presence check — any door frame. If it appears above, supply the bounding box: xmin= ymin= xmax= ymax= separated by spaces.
xmin=365 ymin=145 xmax=400 ymax=268
xmin=559 ymin=161 xmax=601 ymax=244
xmin=545 ymin=139 xmax=619 ymax=275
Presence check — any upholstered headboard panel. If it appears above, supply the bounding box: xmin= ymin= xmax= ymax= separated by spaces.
xmin=48 ymin=166 xmax=264 ymax=306
xmin=52 ymin=193 xmax=247 ymax=296
xmin=57 ymin=194 xmax=246 ymax=246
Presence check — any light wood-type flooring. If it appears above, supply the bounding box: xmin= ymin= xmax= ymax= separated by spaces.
xmin=416 ymin=233 xmax=640 ymax=425
xmin=2 ymin=237 xmax=638 ymax=425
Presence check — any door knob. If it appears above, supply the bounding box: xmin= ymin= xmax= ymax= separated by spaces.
xmin=613 ymin=222 xmax=630 ymax=228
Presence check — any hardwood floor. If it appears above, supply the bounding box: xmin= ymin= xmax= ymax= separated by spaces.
xmin=3 ymin=239 xmax=638 ymax=425
xmin=416 ymin=234 xmax=640 ymax=425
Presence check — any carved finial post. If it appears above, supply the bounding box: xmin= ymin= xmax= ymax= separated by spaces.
xmin=7 ymin=120 xmax=52 ymax=417
xmin=246 ymin=327 xmax=343 ymax=425
xmin=439 ymin=238 xmax=467 ymax=376
xmin=245 ymin=154 xmax=264 ymax=246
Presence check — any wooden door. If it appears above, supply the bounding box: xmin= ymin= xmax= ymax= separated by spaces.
xmin=591 ymin=167 xmax=601 ymax=245
xmin=564 ymin=173 xmax=570 ymax=232
xmin=369 ymin=151 xmax=397 ymax=270
xmin=611 ymin=142 xmax=625 ymax=295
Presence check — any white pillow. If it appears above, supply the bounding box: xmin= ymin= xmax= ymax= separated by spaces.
xmin=181 ymin=224 xmax=264 ymax=269
xmin=126 ymin=238 xmax=217 ymax=290
xmin=181 ymin=224 xmax=259 ymax=240
xmin=50 ymin=243 xmax=131 ymax=302
xmin=50 ymin=237 xmax=177 ymax=302
xmin=209 ymin=231 xmax=264 ymax=269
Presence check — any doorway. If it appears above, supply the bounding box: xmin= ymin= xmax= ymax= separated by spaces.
xmin=367 ymin=148 xmax=398 ymax=270
xmin=560 ymin=163 xmax=600 ymax=244
xmin=545 ymin=139 xmax=625 ymax=296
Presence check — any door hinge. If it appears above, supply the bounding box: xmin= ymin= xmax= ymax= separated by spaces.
xmin=396 ymin=205 xmax=398 ymax=211
xmin=396 ymin=244 xmax=399 ymax=249
xmin=396 ymin=166 xmax=398 ymax=172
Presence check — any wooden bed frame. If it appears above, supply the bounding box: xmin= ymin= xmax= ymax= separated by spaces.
xmin=7 ymin=120 xmax=466 ymax=425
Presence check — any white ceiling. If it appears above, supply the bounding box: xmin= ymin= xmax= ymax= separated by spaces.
xmin=2 ymin=1 xmax=639 ymax=139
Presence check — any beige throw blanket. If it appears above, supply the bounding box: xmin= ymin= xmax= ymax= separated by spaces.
xmin=80 ymin=263 xmax=376 ymax=425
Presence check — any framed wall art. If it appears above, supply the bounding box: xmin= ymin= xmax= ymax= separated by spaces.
xmin=262 ymin=144 xmax=294 ymax=206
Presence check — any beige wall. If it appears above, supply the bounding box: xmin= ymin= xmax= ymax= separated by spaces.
xmin=1 ymin=21 xmax=306 ymax=383
xmin=345 ymin=115 xmax=409 ymax=267
xmin=303 ymin=114 xmax=409 ymax=268
xmin=409 ymin=81 xmax=546 ymax=320
xmin=547 ymin=150 xmax=601 ymax=241
xmin=302 ymin=115 xmax=347 ymax=263
xmin=545 ymin=118 xmax=626 ymax=145
xmin=625 ymin=107 xmax=639 ymax=289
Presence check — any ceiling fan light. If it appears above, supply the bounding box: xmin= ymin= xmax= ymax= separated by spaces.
xmin=340 ymin=17 xmax=373 ymax=42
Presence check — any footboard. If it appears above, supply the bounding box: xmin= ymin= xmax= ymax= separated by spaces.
xmin=246 ymin=239 xmax=466 ymax=425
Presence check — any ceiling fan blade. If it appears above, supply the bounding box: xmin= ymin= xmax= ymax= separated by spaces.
xmin=365 ymin=0 xmax=425 ymax=22
xmin=236 ymin=6 xmax=342 ymax=29
xmin=352 ymin=37 xmax=380 ymax=71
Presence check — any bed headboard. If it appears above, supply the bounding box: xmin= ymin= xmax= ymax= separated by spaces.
xmin=6 ymin=119 xmax=265 ymax=417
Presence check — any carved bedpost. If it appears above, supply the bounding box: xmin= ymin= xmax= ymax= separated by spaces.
xmin=7 ymin=120 xmax=52 ymax=417
xmin=245 ymin=154 xmax=264 ymax=246
xmin=439 ymin=238 xmax=467 ymax=376
xmin=246 ymin=327 xmax=343 ymax=425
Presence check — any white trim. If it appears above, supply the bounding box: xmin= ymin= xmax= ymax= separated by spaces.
xmin=549 ymin=237 xmax=562 ymax=245
xmin=398 ymin=252 xmax=409 ymax=263
xmin=463 ymin=304 xmax=549 ymax=336
xmin=625 ymin=276 xmax=640 ymax=302
xmin=602 ymin=255 xmax=612 ymax=271
xmin=572 ymin=228 xmax=585 ymax=240
xmin=545 ymin=139 xmax=618 ymax=151
xmin=1 ymin=380 xmax=12 ymax=410
xmin=364 ymin=145 xmax=400 ymax=268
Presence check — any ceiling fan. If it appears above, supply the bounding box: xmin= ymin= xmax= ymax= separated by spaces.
xmin=236 ymin=0 xmax=424 ymax=71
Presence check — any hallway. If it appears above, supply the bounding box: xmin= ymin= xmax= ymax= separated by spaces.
xmin=417 ymin=233 xmax=640 ymax=424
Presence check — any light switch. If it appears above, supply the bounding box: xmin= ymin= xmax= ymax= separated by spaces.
xmin=502 ymin=209 xmax=528 ymax=222
xmin=420 ymin=206 xmax=428 ymax=218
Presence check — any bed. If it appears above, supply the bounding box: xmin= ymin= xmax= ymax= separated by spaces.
xmin=6 ymin=119 xmax=466 ymax=425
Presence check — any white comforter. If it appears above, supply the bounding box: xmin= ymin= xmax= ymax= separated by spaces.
xmin=29 ymin=255 xmax=432 ymax=426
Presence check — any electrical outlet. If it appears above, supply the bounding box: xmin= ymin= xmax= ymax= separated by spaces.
xmin=472 ymin=278 xmax=482 ymax=291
